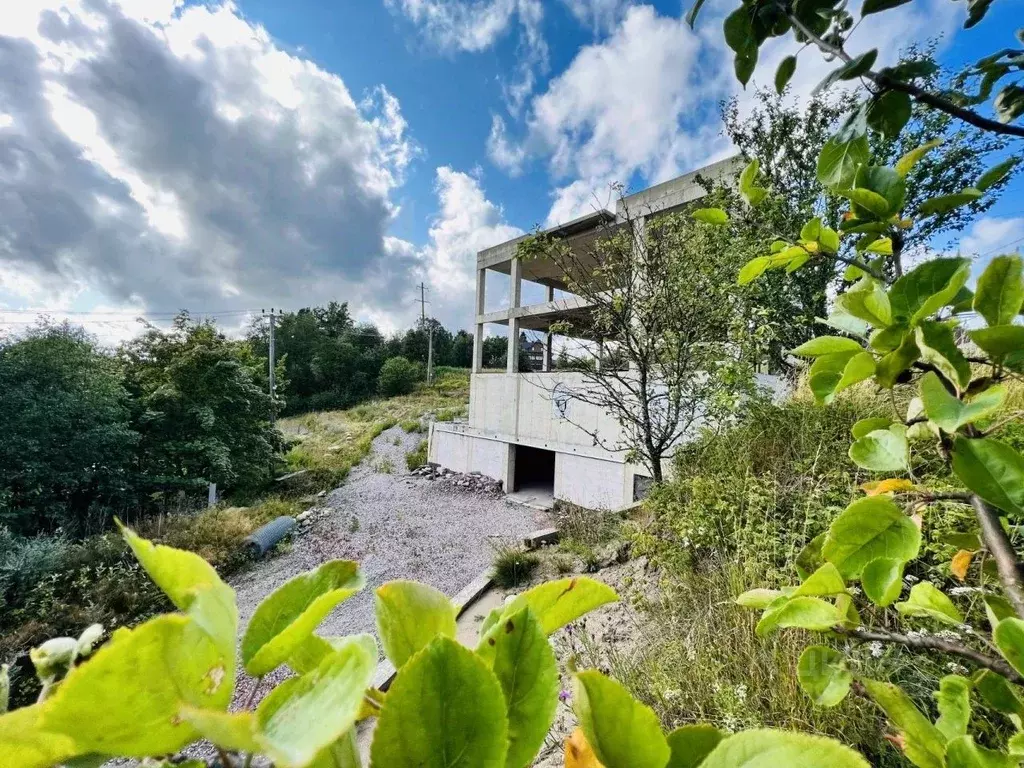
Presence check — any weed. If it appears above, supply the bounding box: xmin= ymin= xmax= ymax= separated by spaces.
xmin=405 ymin=439 xmax=428 ymax=472
xmin=491 ymin=543 xmax=540 ymax=588
xmin=375 ymin=458 xmax=395 ymax=474
xmin=392 ymin=435 xmax=402 ymax=446
xmin=400 ymin=419 xmax=423 ymax=433
xmin=348 ymin=516 xmax=360 ymax=533
xmin=552 ymin=554 xmax=576 ymax=575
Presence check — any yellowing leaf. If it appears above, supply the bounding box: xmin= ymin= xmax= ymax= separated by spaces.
xmin=951 ymin=550 xmax=974 ymax=581
xmin=860 ymin=478 xmax=916 ymax=496
xmin=565 ymin=728 xmax=605 ymax=768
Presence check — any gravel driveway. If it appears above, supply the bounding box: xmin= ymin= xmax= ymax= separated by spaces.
xmin=231 ymin=424 xmax=549 ymax=698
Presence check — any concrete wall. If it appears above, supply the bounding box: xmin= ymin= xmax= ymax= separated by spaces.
xmin=469 ymin=372 xmax=628 ymax=454
xmin=555 ymin=452 xmax=631 ymax=510
xmin=429 ymin=426 xmax=507 ymax=482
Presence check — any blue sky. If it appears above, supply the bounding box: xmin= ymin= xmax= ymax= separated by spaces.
xmin=0 ymin=0 xmax=1021 ymax=342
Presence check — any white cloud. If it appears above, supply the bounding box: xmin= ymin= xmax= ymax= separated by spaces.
xmin=420 ymin=167 xmax=522 ymax=322
xmin=0 ymin=0 xmax=422 ymax=335
xmin=385 ymin=0 xmax=548 ymax=115
xmin=959 ymin=216 xmax=1024 ymax=276
xmin=561 ymin=0 xmax=632 ymax=34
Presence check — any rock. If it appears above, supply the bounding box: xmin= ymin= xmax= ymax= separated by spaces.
xmin=595 ymin=540 xmax=632 ymax=569
xmin=296 ymin=510 xmax=313 ymax=522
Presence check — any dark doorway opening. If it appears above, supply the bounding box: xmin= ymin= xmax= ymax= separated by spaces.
xmin=513 ymin=445 xmax=555 ymax=494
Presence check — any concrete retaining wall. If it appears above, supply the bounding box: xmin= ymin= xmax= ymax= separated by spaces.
xmin=555 ymin=452 xmax=632 ymax=510
xmin=429 ymin=427 xmax=507 ymax=482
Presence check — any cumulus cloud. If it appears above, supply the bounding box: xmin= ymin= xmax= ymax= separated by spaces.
xmin=959 ymin=216 xmax=1024 ymax=276
xmin=0 ymin=0 xmax=423 ymax=334
xmin=490 ymin=1 xmax=962 ymax=226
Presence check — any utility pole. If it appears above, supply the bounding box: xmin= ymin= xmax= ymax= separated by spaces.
xmin=418 ymin=282 xmax=434 ymax=385
xmin=263 ymin=308 xmax=277 ymax=427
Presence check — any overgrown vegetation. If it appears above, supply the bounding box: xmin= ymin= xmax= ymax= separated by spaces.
xmin=491 ymin=544 xmax=541 ymax=588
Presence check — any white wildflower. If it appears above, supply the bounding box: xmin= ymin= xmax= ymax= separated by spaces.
xmin=869 ymin=641 xmax=884 ymax=658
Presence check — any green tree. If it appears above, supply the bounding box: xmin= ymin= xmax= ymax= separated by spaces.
xmin=0 ymin=324 xmax=138 ymax=535
xmin=378 ymin=356 xmax=420 ymax=397
xmin=121 ymin=314 xmax=281 ymax=497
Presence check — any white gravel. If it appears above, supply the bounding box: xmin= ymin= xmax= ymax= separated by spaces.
xmin=230 ymin=424 xmax=549 ymax=700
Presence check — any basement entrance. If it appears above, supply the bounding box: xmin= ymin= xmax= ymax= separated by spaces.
xmin=509 ymin=445 xmax=555 ymax=510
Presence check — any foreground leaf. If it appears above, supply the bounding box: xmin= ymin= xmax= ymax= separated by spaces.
xmin=666 ymin=724 xmax=724 ymax=768
xmin=565 ymin=728 xmax=603 ymax=768
xmin=920 ymin=372 xmax=1005 ymax=433
xmin=974 ymin=255 xmax=1023 ymax=327
xmin=243 ymin=560 xmax=364 ymax=677
xmin=888 ymin=258 xmax=971 ymax=326
xmin=995 ymin=619 xmax=1024 ymax=677
xmin=861 ymin=558 xmax=905 ymax=607
xmin=755 ymin=596 xmax=844 ymax=637
xmin=849 ymin=426 xmax=909 ymax=472
xmin=701 ymin=729 xmax=870 ymax=767
xmin=573 ymin=670 xmax=670 ymax=768
xmin=934 ymin=675 xmax=971 ymax=741
xmin=798 ymin=646 xmax=852 ymax=707
xmin=0 ymin=703 xmax=80 ymax=768
xmin=490 ymin=607 xmax=558 ymax=768
xmin=370 ymin=637 xmax=507 ymax=768
xmin=896 ymin=582 xmax=964 ymax=626
xmin=823 ymin=496 xmax=920 ymax=579
xmin=862 ymin=679 xmax=946 ymax=768
xmin=944 ymin=735 xmax=1016 ymax=768
xmin=482 ymin=577 xmax=617 ymax=646
xmin=375 ymin=580 xmax=457 ymax=670
xmin=952 ymin=437 xmax=1024 ymax=517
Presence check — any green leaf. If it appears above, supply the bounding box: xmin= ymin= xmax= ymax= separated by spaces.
xmin=490 ymin=607 xmax=558 ymax=768
xmin=945 ymin=735 xmax=1017 ymax=768
xmin=934 ymin=675 xmax=971 ymax=741
xmin=815 ymin=50 xmax=878 ymax=95
xmin=862 ymin=0 xmax=912 ymax=15
xmin=896 ymin=582 xmax=965 ymax=625
xmin=796 ymin=533 xmax=827 ymax=580
xmin=836 ymin=280 xmax=892 ymax=328
xmin=861 ymin=679 xmax=946 ymax=768
xmin=920 ymin=372 xmax=1005 ymax=432
xmin=867 ymin=90 xmax=912 ymax=138
xmin=862 ymin=558 xmax=905 ymax=607
xmin=973 ymin=670 xmax=1024 ymax=721
xmin=310 ymin=730 xmax=362 ymax=768
xmin=975 ymin=255 xmax=1024 ymax=327
xmin=692 ymin=207 xmax=730 ymax=225
xmin=42 ymin=615 xmax=224 ymax=757
xmin=491 ymin=576 xmax=617 ymax=638
xmin=995 ymin=619 xmax=1024 ymax=677
xmin=852 ymin=417 xmax=892 ymax=439
xmin=243 ymin=560 xmax=364 ymax=677
xmin=801 ymin=217 xmax=822 ymax=242
xmin=794 ymin=564 xmax=847 ymax=597
xmin=977 ymin=159 xmax=1018 ymax=192
xmin=985 ymin=595 xmax=1016 ymax=629
xmin=849 ymin=425 xmax=909 ymax=472
xmin=573 ymin=670 xmax=670 ymax=768
xmin=121 ymin=525 xmax=237 ymax=660
xmin=755 ymin=596 xmax=844 ymax=637
xmin=724 ymin=7 xmax=758 ymax=87
xmin=952 ymin=437 xmax=1024 ymax=517
xmin=918 ymin=189 xmax=983 ymax=216
xmin=875 ymin=333 xmax=920 ymax=388
xmin=370 ymin=637 xmax=508 ymax=768
xmin=700 ymin=729 xmax=870 ymax=767
xmin=666 ymin=724 xmax=724 ymax=768
xmin=844 ymin=188 xmax=892 ymax=218
xmin=819 ymin=226 xmax=841 ymax=253
xmin=289 ymin=633 xmax=378 ymax=676
xmin=889 ymin=258 xmax=971 ymax=326
xmin=255 ymin=642 xmax=375 ymax=767
xmin=179 ymin=709 xmax=261 ymax=755
xmin=856 ymin=165 xmax=906 ymax=216
xmin=895 ymin=138 xmax=942 ymax=177
xmin=823 ymin=496 xmax=921 ymax=579
xmin=736 ymin=588 xmax=784 ymax=609
xmin=0 ymin=703 xmax=80 ymax=768
xmin=792 ymin=336 xmax=864 ymax=357
xmin=808 ymin=351 xmax=858 ymax=404
xmin=739 ymin=256 xmax=771 ymax=285
xmin=836 ymin=351 xmax=876 ymax=393
xmin=798 ymin=646 xmax=852 ymax=707
xmin=375 ymin=580 xmax=457 ymax=670
xmin=818 ymin=136 xmax=870 ymax=189
xmin=916 ymin=321 xmax=972 ymax=392
xmin=776 ymin=55 xmax=797 ymax=94
xmin=969 ymin=325 xmax=1024 ymax=362
xmin=739 ymin=158 xmax=768 ymax=206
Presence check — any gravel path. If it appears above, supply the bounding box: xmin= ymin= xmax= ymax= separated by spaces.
xmin=231 ymin=424 xmax=549 ymax=698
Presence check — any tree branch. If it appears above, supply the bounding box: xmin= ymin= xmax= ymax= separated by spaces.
xmin=786 ymin=13 xmax=1024 ymax=139
xmin=833 ymin=252 xmax=886 ymax=282
xmin=972 ymin=494 xmax=1024 ymax=619
xmin=837 ymin=625 xmax=1024 ymax=683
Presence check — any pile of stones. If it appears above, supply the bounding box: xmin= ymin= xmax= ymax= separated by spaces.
xmin=410 ymin=464 xmax=503 ymax=496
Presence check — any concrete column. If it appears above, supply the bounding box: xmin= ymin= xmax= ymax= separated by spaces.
xmin=472 ymin=267 xmax=486 ymax=373
xmin=596 ymin=338 xmax=604 ymax=373
xmin=543 ymin=284 xmax=554 ymax=372
xmin=507 ymin=257 xmax=522 ymax=374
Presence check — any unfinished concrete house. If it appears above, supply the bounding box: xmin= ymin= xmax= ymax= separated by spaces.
xmin=427 ymin=157 xmax=743 ymax=510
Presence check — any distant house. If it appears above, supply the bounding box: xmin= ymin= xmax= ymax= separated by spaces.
xmin=427 ymin=157 xmax=744 ymax=510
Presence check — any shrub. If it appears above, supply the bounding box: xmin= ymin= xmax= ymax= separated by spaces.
xmin=378 ymin=356 xmax=419 ymax=397
xmin=491 ymin=544 xmax=540 ymax=588
xmin=400 ymin=419 xmax=423 ymax=433
xmin=405 ymin=440 xmax=428 ymax=471
xmin=0 ymin=528 xmax=69 ymax=613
